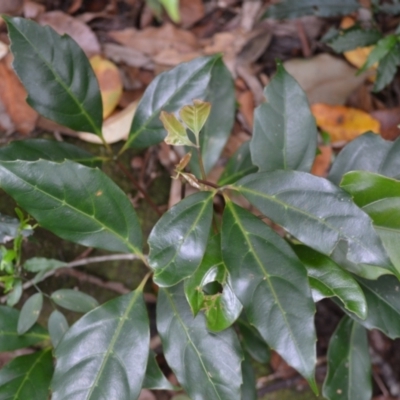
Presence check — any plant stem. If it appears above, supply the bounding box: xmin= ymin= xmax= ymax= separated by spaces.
xmin=196 ymin=146 xmax=207 ymax=181
xmin=116 ymin=160 xmax=162 ymax=217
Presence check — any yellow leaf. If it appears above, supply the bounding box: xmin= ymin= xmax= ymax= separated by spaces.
xmin=160 ymin=111 xmax=195 ymax=147
xmin=311 ymin=103 xmax=380 ymax=143
xmin=179 ymin=99 xmax=211 ymax=137
xmin=90 ymin=55 xmax=123 ymax=119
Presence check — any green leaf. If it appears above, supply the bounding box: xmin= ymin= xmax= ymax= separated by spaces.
xmin=160 ymin=111 xmax=194 ymax=147
xmin=184 ymin=234 xmax=242 ymax=331
xmin=51 ymin=290 xmax=150 ymax=400
xmin=143 ymin=350 xmax=177 ymax=390
xmin=0 ymin=139 xmax=101 ymax=168
xmin=0 ymin=160 xmax=143 ymax=255
xmin=123 ymin=55 xmax=226 ymax=150
xmin=17 ymin=293 xmax=43 ymax=335
xmin=48 ymin=310 xmax=69 ymax=348
xmin=157 ymin=283 xmax=244 ymax=400
xmin=148 ymin=191 xmax=214 ymax=287
xmin=180 ymin=100 xmax=211 ymax=136
xmin=373 ymin=46 xmax=400 ymax=92
xmin=323 ymin=317 xmax=371 ymax=400
xmin=236 ymin=171 xmax=393 ymax=272
xmin=265 ymin=0 xmax=359 ymax=19
xmin=159 ymin=0 xmax=180 ymax=22
xmin=4 ymin=16 xmax=103 ymax=136
xmin=328 ymin=132 xmax=400 ymax=185
xmin=339 ymin=275 xmax=400 ymax=339
xmin=360 ymin=35 xmax=397 ymax=72
xmin=6 ymin=280 xmax=22 ymax=307
xmin=218 ymin=141 xmax=257 ymax=186
xmin=341 ymin=171 xmax=400 ymax=275
xmin=222 ymin=201 xmax=317 ymax=391
xmin=51 ymin=289 xmax=98 ymax=313
xmin=189 ymin=56 xmax=235 ymax=175
xmin=250 ymin=62 xmax=317 ymax=173
xmin=379 ymin=3 xmax=400 ymax=14
xmin=0 ymin=349 xmax=53 ymax=400
xmin=324 ymin=26 xmax=382 ymax=53
xmin=293 ymin=245 xmax=367 ymax=319
xmin=0 ymin=306 xmax=48 ymax=351
xmin=241 ymin=352 xmax=257 ymax=400
xmin=24 ymin=257 xmax=66 ymax=273
xmin=237 ymin=317 xmax=270 ymax=364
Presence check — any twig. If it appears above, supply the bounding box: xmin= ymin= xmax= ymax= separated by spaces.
xmin=296 ymin=19 xmax=312 ymax=58
xmin=0 ymin=254 xmax=145 ymax=304
xmin=116 ymin=160 xmax=162 ymax=216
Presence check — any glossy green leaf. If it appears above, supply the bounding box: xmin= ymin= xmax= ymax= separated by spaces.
xmin=48 ymin=310 xmax=69 ymax=348
xmin=218 ymin=141 xmax=257 ymax=186
xmin=250 ymin=62 xmax=317 ymax=173
xmin=17 ymin=293 xmax=43 ymax=335
xmin=0 ymin=160 xmax=143 ymax=255
xmin=328 ymin=132 xmax=400 ymax=185
xmin=0 ymin=349 xmax=53 ymax=400
xmin=222 ymin=201 xmax=317 ymax=391
xmin=4 ymin=16 xmax=103 ymax=136
xmin=160 ymin=111 xmax=194 ymax=147
xmin=148 ymin=191 xmax=214 ymax=287
xmin=157 ymin=283 xmax=243 ymax=400
xmin=339 ymin=275 xmax=400 ymax=339
xmin=0 ymin=306 xmax=48 ymax=351
xmin=323 ymin=26 xmax=381 ymax=53
xmin=241 ymin=353 xmax=257 ymax=400
xmin=184 ymin=234 xmax=242 ymax=331
xmin=159 ymin=0 xmax=180 ymax=22
xmin=374 ymin=46 xmax=400 ymax=92
xmin=341 ymin=171 xmax=400 ymax=274
xmin=237 ymin=317 xmax=270 ymax=364
xmin=323 ymin=317 xmax=371 ymax=400
xmin=293 ymin=246 xmax=367 ymax=319
xmin=265 ymin=0 xmax=359 ymax=19
xmin=0 ymin=139 xmax=101 ymax=167
xmin=124 ymin=55 xmax=225 ymax=149
xmin=379 ymin=2 xmax=400 ymax=14
xmin=24 ymin=257 xmax=66 ymax=273
xmin=236 ymin=171 xmax=393 ymax=272
xmin=189 ymin=56 xmax=235 ymax=175
xmin=143 ymin=350 xmax=176 ymax=390
xmin=51 ymin=290 xmax=150 ymax=400
xmin=51 ymin=289 xmax=98 ymax=313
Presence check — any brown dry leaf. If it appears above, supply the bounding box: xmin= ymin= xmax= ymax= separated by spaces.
xmin=90 ymin=55 xmax=123 ymax=119
xmin=38 ymin=11 xmax=100 ymax=57
xmin=0 ymin=0 xmax=23 ymax=14
xmin=284 ymin=54 xmax=369 ymax=105
xmin=180 ymin=0 xmax=205 ymax=27
xmin=371 ymin=107 xmax=400 ymax=140
xmin=108 ymin=24 xmax=199 ymax=58
xmin=311 ymin=145 xmax=332 ymax=177
xmin=270 ymin=351 xmax=297 ymax=379
xmin=237 ymin=90 xmax=254 ymax=129
xmin=0 ymin=55 xmax=38 ymax=135
xmin=23 ymin=1 xmax=45 ymax=19
xmin=78 ymin=101 xmax=138 ymax=144
xmin=138 ymin=389 xmax=156 ymax=400
xmin=152 ymin=48 xmax=202 ymax=67
xmin=311 ymin=103 xmax=380 ymax=143
xmin=0 ymin=41 xmax=8 ymax=61
xmin=103 ymin=43 xmax=152 ymax=69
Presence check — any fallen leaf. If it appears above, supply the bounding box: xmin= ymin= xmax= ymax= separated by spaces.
xmin=0 ymin=55 xmax=38 ymax=135
xmin=180 ymin=0 xmax=205 ymax=27
xmin=0 ymin=41 xmax=8 ymax=60
xmin=23 ymin=1 xmax=45 ymax=19
xmin=0 ymin=0 xmax=23 ymax=14
xmin=284 ymin=54 xmax=369 ymax=105
xmin=152 ymin=48 xmax=202 ymax=67
xmin=38 ymin=11 xmax=100 ymax=57
xmin=103 ymin=43 xmax=152 ymax=69
xmin=90 ymin=55 xmax=123 ymax=119
xmin=108 ymin=23 xmax=199 ymax=58
xmin=311 ymin=103 xmax=380 ymax=143
xmin=78 ymin=101 xmax=138 ymax=144
xmin=237 ymin=90 xmax=254 ymax=129
xmin=311 ymin=145 xmax=332 ymax=177
xmin=371 ymin=107 xmax=400 ymax=140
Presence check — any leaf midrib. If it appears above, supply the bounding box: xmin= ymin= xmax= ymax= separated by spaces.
xmin=9 ymin=19 xmax=101 ymax=136
xmin=0 ymin=162 xmax=141 ymax=256
xmin=226 ymin=202 xmax=312 ymax=376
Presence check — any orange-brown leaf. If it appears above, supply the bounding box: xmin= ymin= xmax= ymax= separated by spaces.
xmin=311 ymin=103 xmax=380 ymax=143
